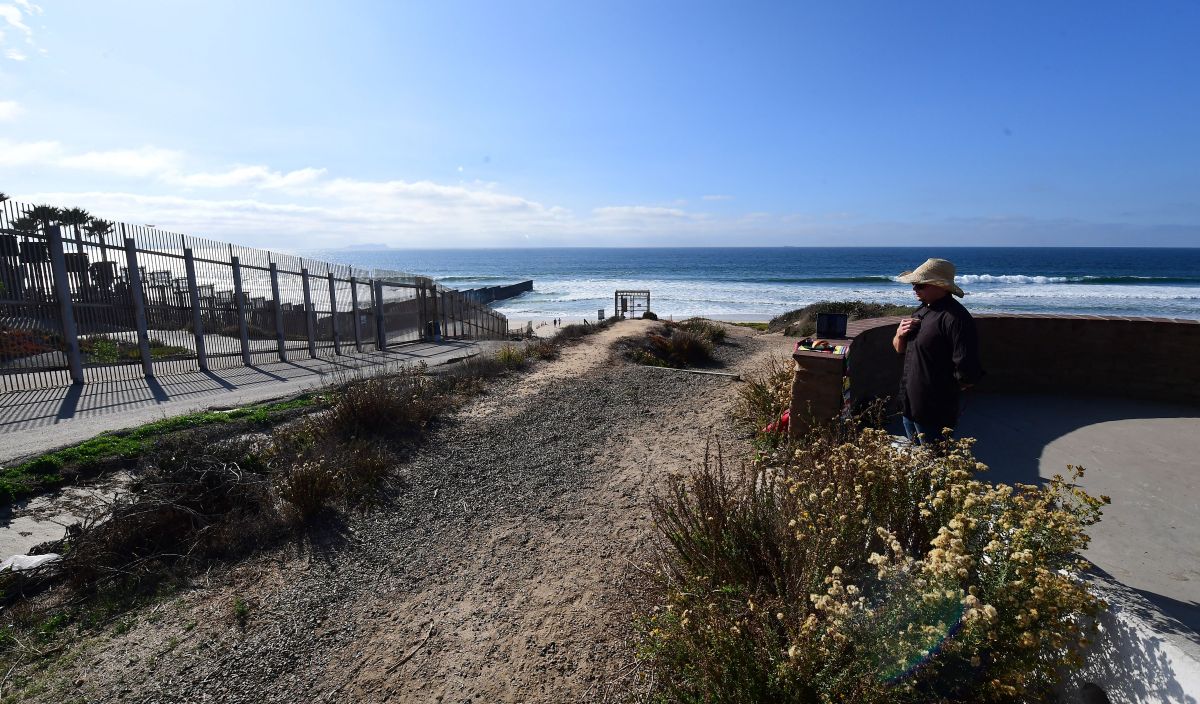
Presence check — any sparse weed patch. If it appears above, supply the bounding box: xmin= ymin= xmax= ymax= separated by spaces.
xmin=527 ymin=339 xmax=560 ymax=360
xmin=735 ymin=354 xmax=794 ymax=440
xmin=497 ymin=343 xmax=528 ymax=369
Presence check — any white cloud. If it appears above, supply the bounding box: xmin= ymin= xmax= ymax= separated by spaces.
xmin=0 ymin=99 xmax=21 ymax=120
xmin=174 ymin=165 xmax=327 ymax=190
xmin=13 ymin=1 xmax=43 ymax=15
xmin=58 ymin=147 xmax=185 ymax=178
xmin=15 ymin=137 xmax=1189 ymax=248
xmin=0 ymin=5 xmax=32 ymax=39
xmin=0 ymin=138 xmax=61 ymax=165
xmin=701 ymin=194 xmax=733 ymax=201
xmin=1 ymin=2 xmax=41 ymax=62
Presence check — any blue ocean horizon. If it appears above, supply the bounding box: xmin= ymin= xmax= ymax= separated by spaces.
xmin=309 ymin=246 xmax=1200 ymax=321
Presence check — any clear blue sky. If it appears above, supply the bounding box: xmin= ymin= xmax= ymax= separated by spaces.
xmin=1 ymin=1 xmax=1197 ymax=248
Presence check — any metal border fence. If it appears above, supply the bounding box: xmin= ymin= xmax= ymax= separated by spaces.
xmin=0 ymin=199 xmax=509 ymax=391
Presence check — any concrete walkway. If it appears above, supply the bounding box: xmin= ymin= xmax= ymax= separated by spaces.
xmin=959 ymin=394 xmax=1200 ymax=663
xmin=0 ymin=340 xmax=484 ymax=465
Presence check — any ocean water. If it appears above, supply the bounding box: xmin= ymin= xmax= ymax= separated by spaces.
xmin=309 ymin=247 xmax=1200 ymax=321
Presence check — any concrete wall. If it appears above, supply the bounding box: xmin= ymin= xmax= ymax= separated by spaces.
xmin=842 ymin=314 xmax=1200 ymax=408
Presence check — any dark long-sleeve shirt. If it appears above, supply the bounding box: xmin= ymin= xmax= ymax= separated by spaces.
xmin=899 ymin=296 xmax=984 ymax=431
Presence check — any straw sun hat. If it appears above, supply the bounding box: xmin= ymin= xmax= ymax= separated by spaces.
xmin=897 ymin=258 xmax=966 ymax=297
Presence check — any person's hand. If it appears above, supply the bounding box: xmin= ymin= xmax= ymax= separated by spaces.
xmin=897 ymin=318 xmax=918 ymax=338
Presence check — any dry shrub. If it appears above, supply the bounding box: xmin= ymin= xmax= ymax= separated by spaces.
xmin=274 ymin=458 xmax=337 ymax=522
xmin=640 ymin=429 xmax=1109 ymax=703
xmin=626 ymin=325 xmax=714 ymax=368
xmin=59 ymin=430 xmax=280 ymax=594
xmin=326 ymin=367 xmax=448 ymax=441
xmin=337 ymin=442 xmax=392 ymax=504
xmin=678 ymin=318 xmax=728 ymax=344
xmin=528 ymin=339 xmax=560 ymax=360
xmin=736 ymin=354 xmax=794 ymax=433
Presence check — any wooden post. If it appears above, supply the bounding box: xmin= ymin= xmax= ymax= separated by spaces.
xmin=350 ymin=276 xmax=363 ymax=353
xmin=183 ymin=248 xmax=208 ymax=372
xmin=269 ymin=262 xmax=287 ymax=362
xmin=327 ymin=272 xmax=342 ymax=355
xmin=301 ymin=267 xmax=317 ymax=358
xmin=231 ymin=256 xmax=252 ymax=366
xmin=122 ymin=235 xmax=155 ymax=378
xmin=48 ymin=226 xmax=85 ymax=384
xmin=374 ymin=280 xmax=387 ymax=351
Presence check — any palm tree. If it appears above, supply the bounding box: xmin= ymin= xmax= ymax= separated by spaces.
xmin=11 ymin=216 xmax=37 ymax=234
xmin=59 ymin=207 xmax=91 ymax=257
xmin=0 ymin=192 xmax=8 ymax=202
xmin=28 ymin=205 xmax=61 ymax=231
xmin=85 ymin=218 xmax=114 ymax=263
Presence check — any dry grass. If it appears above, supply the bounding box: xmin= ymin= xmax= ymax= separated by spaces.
xmin=734 ymin=354 xmax=794 ymax=434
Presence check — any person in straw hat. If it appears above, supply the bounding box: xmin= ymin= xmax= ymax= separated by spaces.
xmin=892 ymin=258 xmax=983 ymax=444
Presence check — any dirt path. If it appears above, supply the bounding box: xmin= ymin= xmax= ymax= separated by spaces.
xmin=13 ymin=322 xmax=795 ymax=704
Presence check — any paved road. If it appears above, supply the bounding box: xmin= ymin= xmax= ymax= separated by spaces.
xmin=0 ymin=340 xmax=484 ymax=465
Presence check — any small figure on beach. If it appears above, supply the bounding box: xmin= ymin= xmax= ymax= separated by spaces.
xmin=892 ymin=258 xmax=984 ymax=444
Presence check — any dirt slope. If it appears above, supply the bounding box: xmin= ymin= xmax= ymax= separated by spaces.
xmin=12 ymin=322 xmax=795 ymax=704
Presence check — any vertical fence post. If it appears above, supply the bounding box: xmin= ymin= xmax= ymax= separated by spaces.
xmin=374 ymin=280 xmax=387 ymax=351
xmin=48 ymin=226 xmax=85 ymax=384
xmin=122 ymin=235 xmax=155 ymax=378
xmin=269 ymin=262 xmax=287 ymax=362
xmin=327 ymin=272 xmax=342 ymax=356
xmin=183 ymin=248 xmax=209 ymax=373
xmin=231 ymin=256 xmax=252 ymax=366
xmin=350 ymin=276 xmax=363 ymax=353
xmin=417 ymin=285 xmax=428 ymax=340
xmin=443 ymin=290 xmax=451 ymax=339
xmin=301 ymin=268 xmax=317 ymax=358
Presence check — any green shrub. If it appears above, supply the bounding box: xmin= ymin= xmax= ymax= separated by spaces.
xmin=624 ymin=325 xmax=714 ymax=368
xmin=768 ymin=301 xmax=915 ymax=336
xmin=678 ymin=318 xmax=728 ymax=344
xmin=497 ymin=343 xmax=528 ymax=369
xmin=642 ymin=311 xmax=659 ymax=320
xmin=639 ymin=429 xmax=1108 ymax=703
